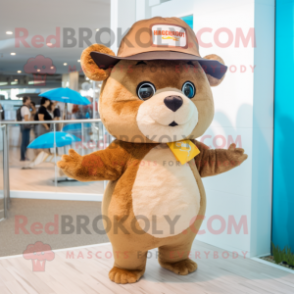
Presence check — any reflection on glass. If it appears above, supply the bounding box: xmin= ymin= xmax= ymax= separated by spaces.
xmin=56 ymin=121 xmax=110 ymax=195
xmin=8 ymin=122 xmax=56 ymax=193
xmin=6 ymin=120 xmax=112 ymax=196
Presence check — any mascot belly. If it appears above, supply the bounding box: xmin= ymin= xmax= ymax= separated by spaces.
xmin=132 ymin=144 xmax=201 ymax=238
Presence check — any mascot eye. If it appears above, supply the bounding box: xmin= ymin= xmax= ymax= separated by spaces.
xmin=137 ymin=82 xmax=156 ymax=101
xmin=182 ymin=81 xmax=196 ymax=99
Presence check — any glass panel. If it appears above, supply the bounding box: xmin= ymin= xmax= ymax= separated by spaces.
xmin=8 ymin=122 xmax=57 ymax=193
xmin=6 ymin=120 xmax=110 ymax=195
xmin=0 ymin=127 xmax=4 ymax=220
xmin=55 ymin=120 xmax=110 ymax=195
xmin=55 ymin=121 xmax=82 ymax=191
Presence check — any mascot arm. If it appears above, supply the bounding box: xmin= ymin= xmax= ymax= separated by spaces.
xmin=193 ymin=140 xmax=248 ymax=177
xmin=57 ymin=141 xmax=129 ymax=182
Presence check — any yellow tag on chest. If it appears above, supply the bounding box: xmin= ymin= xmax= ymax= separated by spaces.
xmin=167 ymin=140 xmax=200 ymax=165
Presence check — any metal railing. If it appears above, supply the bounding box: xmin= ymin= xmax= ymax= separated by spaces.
xmin=0 ymin=118 xmax=108 ymax=221
xmin=0 ymin=124 xmax=10 ymax=220
xmin=2 ymin=118 xmax=102 ymax=125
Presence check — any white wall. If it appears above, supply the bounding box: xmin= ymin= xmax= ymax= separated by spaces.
xmin=111 ymin=0 xmax=169 ymax=52
xmin=110 ymin=0 xmax=275 ymax=258
xmin=111 ymin=0 xmax=137 ymax=54
xmin=250 ymin=0 xmax=275 ymax=258
xmin=136 ymin=0 xmax=152 ymax=21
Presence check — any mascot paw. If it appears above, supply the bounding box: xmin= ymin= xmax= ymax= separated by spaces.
xmin=159 ymin=258 xmax=197 ymax=275
xmin=228 ymin=143 xmax=248 ymax=165
xmin=57 ymin=149 xmax=82 ymax=177
xmin=109 ymin=267 xmax=144 ymax=284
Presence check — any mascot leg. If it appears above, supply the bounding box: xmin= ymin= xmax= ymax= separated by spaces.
xmin=158 ymin=241 xmax=197 ymax=275
xmin=109 ymin=249 xmax=147 ymax=284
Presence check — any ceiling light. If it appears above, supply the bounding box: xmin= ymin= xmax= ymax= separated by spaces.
xmin=6 ymin=31 xmax=13 ymax=35
xmin=96 ymin=28 xmax=100 ymax=32
xmin=10 ymin=52 xmax=16 ymax=55
xmin=77 ymin=60 xmax=81 ymax=62
xmin=28 ymin=81 xmax=43 ymax=85
xmin=17 ymin=70 xmax=22 ymax=73
xmin=63 ymin=63 xmax=67 ymax=66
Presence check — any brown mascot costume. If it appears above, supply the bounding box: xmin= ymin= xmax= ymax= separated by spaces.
xmin=58 ymin=17 xmax=248 ymax=284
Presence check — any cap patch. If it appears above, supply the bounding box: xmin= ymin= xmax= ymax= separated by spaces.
xmin=151 ymin=24 xmax=188 ymax=48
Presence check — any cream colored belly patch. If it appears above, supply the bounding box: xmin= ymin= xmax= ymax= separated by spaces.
xmin=131 ymin=144 xmax=201 ymax=238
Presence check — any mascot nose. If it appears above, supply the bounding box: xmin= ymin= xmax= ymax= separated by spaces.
xmin=164 ymin=96 xmax=183 ymax=112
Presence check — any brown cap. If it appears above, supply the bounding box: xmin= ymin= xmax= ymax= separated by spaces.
xmin=90 ymin=17 xmax=227 ymax=79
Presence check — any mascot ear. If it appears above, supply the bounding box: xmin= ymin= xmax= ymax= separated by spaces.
xmin=81 ymin=44 xmax=115 ymax=81
xmin=203 ymin=54 xmax=226 ymax=87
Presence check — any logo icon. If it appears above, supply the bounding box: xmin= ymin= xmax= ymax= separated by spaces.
xmin=152 ymin=24 xmax=188 ymax=48
xmin=24 ymin=55 xmax=56 ymax=86
xmin=23 ymin=241 xmax=55 ymax=272
xmin=175 ymin=142 xmax=192 ymax=158
xmin=167 ymin=140 xmax=200 ymax=165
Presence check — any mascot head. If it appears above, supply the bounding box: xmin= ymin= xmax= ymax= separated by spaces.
xmin=81 ymin=17 xmax=227 ymax=143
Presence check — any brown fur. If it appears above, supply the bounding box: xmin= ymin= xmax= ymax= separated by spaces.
xmin=203 ymin=54 xmax=226 ymax=87
xmin=98 ymin=59 xmax=215 ymax=142
xmin=58 ymin=139 xmax=246 ymax=284
xmin=194 ymin=141 xmax=248 ymax=177
xmin=101 ymin=147 xmax=207 ymax=282
xmin=59 ymin=33 xmax=247 ymax=284
xmin=81 ymin=44 xmax=115 ymax=81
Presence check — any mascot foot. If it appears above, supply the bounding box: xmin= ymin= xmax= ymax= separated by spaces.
xmin=159 ymin=258 xmax=197 ymax=275
xmin=109 ymin=267 xmax=144 ymax=284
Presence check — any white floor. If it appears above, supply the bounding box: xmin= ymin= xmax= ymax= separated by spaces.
xmin=0 ymin=240 xmax=293 ymax=294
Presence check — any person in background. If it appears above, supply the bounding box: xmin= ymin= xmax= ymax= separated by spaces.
xmin=20 ymin=96 xmax=32 ymax=161
xmin=47 ymin=101 xmax=54 ymax=118
xmin=0 ymin=104 xmax=4 ymax=121
xmin=47 ymin=101 xmax=61 ymax=130
xmin=47 ymin=101 xmax=61 ymax=120
xmin=30 ymin=101 xmax=37 ymax=116
xmin=30 ymin=102 xmax=38 ymax=139
xmin=35 ymin=97 xmax=52 ymax=136
xmin=53 ymin=104 xmax=61 ymax=122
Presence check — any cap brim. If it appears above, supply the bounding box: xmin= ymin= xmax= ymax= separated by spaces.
xmin=90 ymin=51 xmax=227 ymax=80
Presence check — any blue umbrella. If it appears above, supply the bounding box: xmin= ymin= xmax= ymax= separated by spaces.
xmin=62 ymin=123 xmax=92 ymax=132
xmin=28 ymin=132 xmax=81 ymax=149
xmin=39 ymin=88 xmax=90 ymax=105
